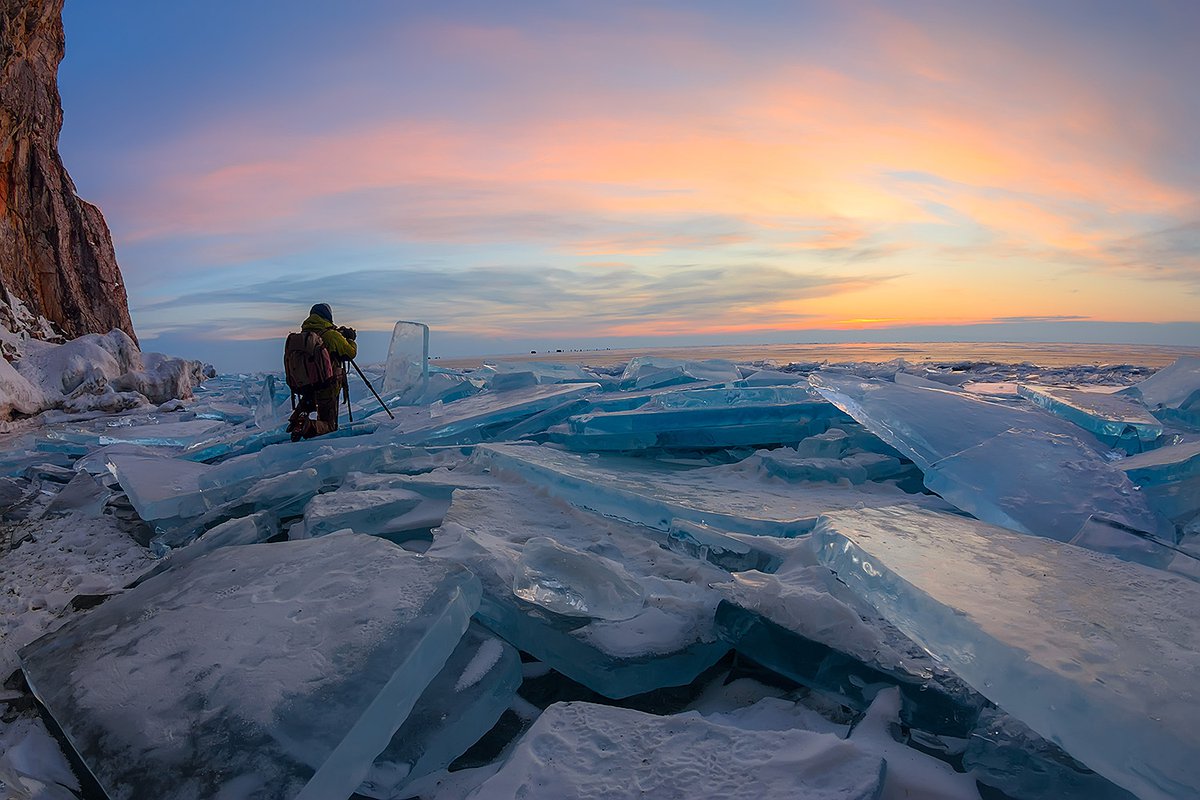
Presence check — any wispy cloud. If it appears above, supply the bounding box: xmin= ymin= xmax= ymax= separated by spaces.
xmin=60 ymin=0 xmax=1200 ymax=361
xmin=133 ymin=263 xmax=886 ymax=341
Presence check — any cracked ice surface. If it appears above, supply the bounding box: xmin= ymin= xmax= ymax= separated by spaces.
xmin=814 ymin=505 xmax=1200 ymax=800
xmin=358 ymin=623 xmax=521 ymax=799
xmin=811 ymin=373 xmax=1171 ymax=557
xmin=476 ymin=443 xmax=955 ymax=536
xmin=19 ymin=533 xmax=481 ymax=800
xmin=428 ymin=485 xmax=730 ymax=698
xmin=809 ymin=372 xmax=1105 ymax=468
xmin=469 ymin=701 xmax=885 ymax=800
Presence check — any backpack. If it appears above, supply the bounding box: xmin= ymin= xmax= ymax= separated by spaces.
xmin=283 ymin=331 xmax=337 ymax=393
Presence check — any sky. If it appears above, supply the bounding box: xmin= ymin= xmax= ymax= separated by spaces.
xmin=58 ymin=0 xmax=1200 ymax=373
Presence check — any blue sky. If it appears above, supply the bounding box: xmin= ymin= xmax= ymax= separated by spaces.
xmin=58 ymin=1 xmax=1200 ymax=372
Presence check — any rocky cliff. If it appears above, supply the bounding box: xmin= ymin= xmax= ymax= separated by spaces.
xmin=0 ymin=0 xmax=135 ymax=343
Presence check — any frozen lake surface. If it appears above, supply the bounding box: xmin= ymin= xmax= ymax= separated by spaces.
xmin=2 ymin=333 xmax=1198 ymax=800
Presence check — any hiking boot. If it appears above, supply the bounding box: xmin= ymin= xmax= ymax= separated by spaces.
xmin=287 ymin=409 xmax=308 ymax=442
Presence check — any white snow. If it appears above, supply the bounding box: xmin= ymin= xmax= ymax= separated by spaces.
xmin=1 ymin=329 xmax=1194 ymax=800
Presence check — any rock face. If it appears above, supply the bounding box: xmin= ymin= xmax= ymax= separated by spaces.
xmin=0 ymin=0 xmax=136 ymax=343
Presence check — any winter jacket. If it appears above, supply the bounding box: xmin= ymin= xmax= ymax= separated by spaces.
xmin=301 ymin=313 xmax=358 ymax=361
xmin=300 ymin=313 xmax=357 ymax=400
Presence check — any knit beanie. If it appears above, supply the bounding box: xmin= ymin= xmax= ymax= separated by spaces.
xmin=310 ymin=303 xmax=333 ymax=322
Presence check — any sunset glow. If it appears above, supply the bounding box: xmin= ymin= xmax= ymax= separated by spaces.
xmin=58 ymin=1 xmax=1200 ymax=371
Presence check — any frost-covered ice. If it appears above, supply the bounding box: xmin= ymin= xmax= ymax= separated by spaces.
xmin=815 ymin=505 xmax=1200 ymax=800
xmin=4 ymin=332 xmax=1196 ymax=800
xmin=19 ymin=533 xmax=481 ymax=800
xmin=427 ymin=484 xmax=730 ymax=698
xmin=469 ymin=701 xmax=885 ymax=800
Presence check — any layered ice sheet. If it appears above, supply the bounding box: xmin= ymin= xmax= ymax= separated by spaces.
xmin=552 ymin=386 xmax=845 ymax=451
xmin=477 ymin=443 xmax=953 ymax=536
xmin=809 ymin=372 xmax=1103 ymax=468
xmin=390 ymin=383 xmax=601 ymax=446
xmin=811 ymin=373 xmax=1172 ymax=557
xmin=1123 ymin=356 xmax=1200 ymax=415
xmin=922 ymin=428 xmax=1169 ymax=547
xmin=107 ymin=453 xmax=213 ymax=528
xmin=1017 ymin=384 xmax=1162 ymax=450
xmin=814 ymin=505 xmax=1200 ymax=800
xmin=300 ymin=487 xmax=429 ymax=538
xmin=469 ymin=701 xmax=885 ymax=800
xmin=428 ymin=486 xmax=729 ymax=698
xmin=358 ymin=623 xmax=521 ymax=800
xmin=619 ymin=356 xmax=741 ymax=390
xmin=20 ymin=533 xmax=481 ymax=800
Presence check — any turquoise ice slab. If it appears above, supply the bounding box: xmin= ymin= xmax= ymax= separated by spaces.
xmin=1120 ymin=438 xmax=1200 ymax=486
xmin=476 ymin=443 xmax=954 ymax=536
xmin=1123 ymin=356 xmax=1200 ymax=412
xmin=107 ymin=453 xmax=214 ymax=526
xmin=357 ymin=623 xmax=521 ymax=799
xmin=922 ymin=428 xmax=1169 ymax=548
xmin=301 ymin=488 xmax=429 ymax=537
xmin=427 ymin=487 xmax=730 ymax=698
xmin=619 ymin=356 xmax=742 ymax=390
xmin=814 ymin=505 xmax=1200 ymax=800
xmin=553 ymin=388 xmax=845 ymax=452
xmin=714 ymin=601 xmax=984 ymax=736
xmin=469 ymin=701 xmax=885 ymax=800
xmin=809 ymin=372 xmax=1104 ymax=468
xmin=388 ymin=383 xmax=601 ymax=445
xmin=20 ymin=533 xmax=481 ymax=800
xmin=1017 ymin=384 xmax=1162 ymax=450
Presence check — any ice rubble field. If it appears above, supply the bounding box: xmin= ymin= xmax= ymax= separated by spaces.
xmin=1 ymin=324 xmax=1199 ymax=799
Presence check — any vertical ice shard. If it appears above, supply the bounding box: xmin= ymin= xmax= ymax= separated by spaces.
xmin=468 ymin=701 xmax=885 ymax=800
xmin=382 ymin=321 xmax=429 ymax=400
xmin=358 ymin=623 xmax=521 ymax=799
xmin=254 ymin=374 xmax=288 ymax=430
xmin=20 ymin=533 xmax=481 ymax=800
xmin=814 ymin=505 xmax=1200 ymax=800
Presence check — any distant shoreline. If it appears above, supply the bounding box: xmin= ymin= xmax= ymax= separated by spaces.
xmin=433 ymin=340 xmax=1200 ymax=371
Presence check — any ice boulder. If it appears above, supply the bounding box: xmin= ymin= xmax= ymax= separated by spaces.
xmin=814 ymin=505 xmax=1200 ymax=800
xmin=469 ymin=701 xmax=885 ymax=800
xmin=110 ymin=351 xmax=208 ymax=404
xmin=16 ymin=330 xmax=142 ymax=397
xmin=0 ymin=355 xmax=55 ymax=418
xmin=20 ymin=533 xmax=482 ymax=800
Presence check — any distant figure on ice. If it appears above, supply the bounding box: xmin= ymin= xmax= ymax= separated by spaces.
xmin=284 ymin=303 xmax=357 ymax=441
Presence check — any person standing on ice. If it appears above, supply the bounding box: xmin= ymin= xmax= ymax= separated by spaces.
xmin=284 ymin=302 xmax=357 ymax=441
